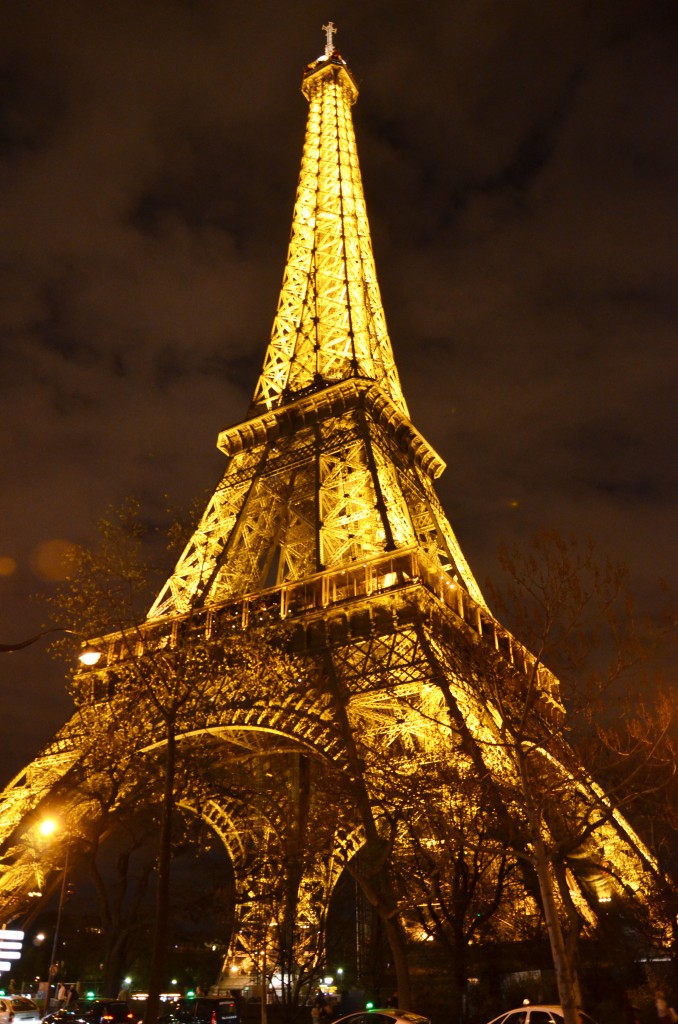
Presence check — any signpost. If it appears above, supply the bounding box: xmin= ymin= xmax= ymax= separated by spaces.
xmin=0 ymin=929 xmax=24 ymax=972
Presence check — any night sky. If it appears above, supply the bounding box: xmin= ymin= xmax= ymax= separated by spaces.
xmin=2 ymin=1 xmax=677 ymax=785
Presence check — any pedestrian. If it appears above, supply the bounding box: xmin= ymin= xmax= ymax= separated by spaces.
xmin=56 ymin=983 xmax=68 ymax=1009
xmin=66 ymin=985 xmax=78 ymax=1008
xmin=656 ymin=993 xmax=678 ymax=1024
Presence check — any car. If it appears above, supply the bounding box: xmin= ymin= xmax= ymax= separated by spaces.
xmin=486 ymin=1005 xmax=598 ymax=1024
xmin=80 ymin=1002 xmax=136 ymax=1024
xmin=43 ymin=1002 xmax=136 ymax=1024
xmin=9 ymin=999 xmax=41 ymax=1024
xmin=159 ymin=997 xmax=239 ymax=1024
xmin=0 ymin=1000 xmax=41 ymax=1024
xmin=41 ymin=1011 xmax=74 ymax=1024
xmin=331 ymin=1011 xmax=430 ymax=1024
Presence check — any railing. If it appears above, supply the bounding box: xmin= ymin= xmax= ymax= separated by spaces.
xmin=80 ymin=545 xmax=562 ymax=712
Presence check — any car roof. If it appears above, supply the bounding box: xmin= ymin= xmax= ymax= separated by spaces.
xmin=488 ymin=1008 xmax=564 ymax=1024
xmin=335 ymin=1013 xmax=429 ymax=1023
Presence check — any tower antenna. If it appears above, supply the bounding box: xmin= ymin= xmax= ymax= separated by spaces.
xmin=322 ymin=21 xmax=336 ymax=57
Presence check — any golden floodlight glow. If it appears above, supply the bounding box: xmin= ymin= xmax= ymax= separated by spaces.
xmin=147 ymin=40 xmax=487 ymax=621
xmin=253 ymin=54 xmax=406 ymax=417
xmin=0 ymin=26 xmax=658 ymax=960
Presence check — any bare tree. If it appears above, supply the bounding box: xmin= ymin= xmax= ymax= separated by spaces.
xmin=392 ymin=761 xmax=518 ymax=1021
xmin=43 ymin=505 xmax=310 ymax=1023
xmin=424 ymin=531 xmax=677 ymax=1024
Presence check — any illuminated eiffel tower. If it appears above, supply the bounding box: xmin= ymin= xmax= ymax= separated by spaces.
xmin=0 ymin=25 xmax=659 ymax=996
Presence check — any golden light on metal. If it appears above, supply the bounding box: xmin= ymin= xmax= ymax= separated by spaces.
xmin=253 ymin=50 xmax=406 ymax=417
xmin=0 ymin=25 xmax=662 ymax=968
xmin=148 ymin=42 xmax=487 ymax=619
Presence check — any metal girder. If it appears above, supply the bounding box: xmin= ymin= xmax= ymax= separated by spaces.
xmin=252 ymin=56 xmax=407 ymax=417
xmin=0 ymin=36 xmax=662 ymax=985
xmin=151 ymin=397 xmax=485 ymax=620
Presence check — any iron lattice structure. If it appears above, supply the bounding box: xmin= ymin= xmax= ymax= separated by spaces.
xmin=0 ymin=36 xmax=662 ymax=992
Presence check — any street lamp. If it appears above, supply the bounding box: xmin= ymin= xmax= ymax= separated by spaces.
xmin=37 ymin=819 xmax=71 ymax=1014
xmin=0 ymin=627 xmax=101 ymax=665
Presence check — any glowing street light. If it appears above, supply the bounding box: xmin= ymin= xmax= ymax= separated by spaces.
xmin=79 ymin=645 xmax=102 ymax=666
xmin=0 ymin=628 xmax=101 ymax=664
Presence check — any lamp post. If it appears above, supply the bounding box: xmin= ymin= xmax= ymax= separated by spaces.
xmin=0 ymin=627 xmax=101 ymax=664
xmin=48 ymin=839 xmax=70 ymax=990
xmin=2 ymin=634 xmax=97 ymax=1012
xmin=37 ymin=820 xmax=71 ymax=1016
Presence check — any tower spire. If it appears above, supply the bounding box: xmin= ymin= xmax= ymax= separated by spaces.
xmin=144 ymin=28 xmax=487 ymax=619
xmin=322 ymin=20 xmax=337 ymax=57
xmin=251 ymin=28 xmax=408 ymax=417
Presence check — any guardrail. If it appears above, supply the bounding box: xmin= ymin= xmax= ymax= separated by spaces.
xmin=80 ymin=546 xmax=562 ymax=717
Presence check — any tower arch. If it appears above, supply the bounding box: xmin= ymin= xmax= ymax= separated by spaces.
xmin=0 ymin=26 xmax=665 ymax=1014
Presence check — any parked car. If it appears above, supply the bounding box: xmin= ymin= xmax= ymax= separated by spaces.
xmin=40 ymin=1010 xmax=72 ymax=1024
xmin=332 ymin=1011 xmax=430 ymax=1024
xmin=43 ymin=1002 xmax=136 ymax=1024
xmin=0 ymin=998 xmax=15 ymax=1024
xmin=486 ymin=1005 xmax=598 ymax=1024
xmin=159 ymin=997 xmax=239 ymax=1024
xmin=9 ymin=999 xmax=41 ymax=1024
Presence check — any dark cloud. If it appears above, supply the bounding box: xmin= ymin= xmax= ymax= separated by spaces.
xmin=1 ymin=0 xmax=677 ymax=781
xmin=0 ymin=58 xmax=68 ymax=159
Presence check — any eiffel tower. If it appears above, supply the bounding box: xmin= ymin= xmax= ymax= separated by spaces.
xmin=0 ymin=25 xmax=660 ymax=1000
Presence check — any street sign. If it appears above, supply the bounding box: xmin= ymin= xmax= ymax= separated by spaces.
xmin=0 ymin=930 xmax=24 ymax=972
